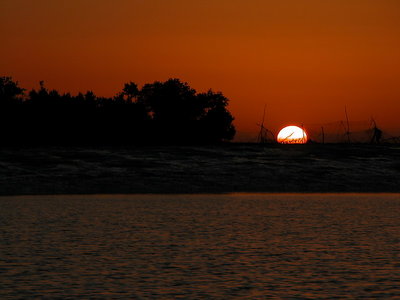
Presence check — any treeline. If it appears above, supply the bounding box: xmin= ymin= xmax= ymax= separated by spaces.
xmin=0 ymin=77 xmax=235 ymax=145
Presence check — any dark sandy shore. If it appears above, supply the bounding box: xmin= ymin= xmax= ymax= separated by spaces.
xmin=0 ymin=144 xmax=399 ymax=195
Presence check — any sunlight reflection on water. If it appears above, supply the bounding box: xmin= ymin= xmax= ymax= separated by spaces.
xmin=0 ymin=193 xmax=399 ymax=298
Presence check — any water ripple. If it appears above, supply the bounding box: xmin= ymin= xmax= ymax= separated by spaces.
xmin=0 ymin=193 xmax=399 ymax=298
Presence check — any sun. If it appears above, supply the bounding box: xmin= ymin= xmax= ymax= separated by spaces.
xmin=277 ymin=125 xmax=308 ymax=144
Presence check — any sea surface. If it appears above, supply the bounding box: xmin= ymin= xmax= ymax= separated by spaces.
xmin=1 ymin=193 xmax=399 ymax=299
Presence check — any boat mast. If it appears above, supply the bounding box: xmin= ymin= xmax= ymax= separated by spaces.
xmin=344 ymin=106 xmax=351 ymax=143
xmin=257 ymin=105 xmax=267 ymax=143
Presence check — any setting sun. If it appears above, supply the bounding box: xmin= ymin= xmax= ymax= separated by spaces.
xmin=277 ymin=126 xmax=308 ymax=144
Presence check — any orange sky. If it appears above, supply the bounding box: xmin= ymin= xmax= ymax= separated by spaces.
xmin=2 ymin=0 xmax=400 ymax=140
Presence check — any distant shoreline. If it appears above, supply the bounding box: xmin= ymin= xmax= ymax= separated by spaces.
xmin=0 ymin=144 xmax=399 ymax=196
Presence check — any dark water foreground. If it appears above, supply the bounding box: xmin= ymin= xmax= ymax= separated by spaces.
xmin=0 ymin=144 xmax=399 ymax=195
xmin=1 ymin=193 xmax=399 ymax=298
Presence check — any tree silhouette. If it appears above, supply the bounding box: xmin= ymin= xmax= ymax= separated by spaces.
xmin=0 ymin=77 xmax=26 ymax=143
xmin=0 ymin=76 xmax=24 ymax=104
xmin=139 ymin=79 xmax=197 ymax=121
xmin=137 ymin=79 xmax=236 ymax=142
xmin=122 ymin=82 xmax=139 ymax=104
xmin=197 ymin=91 xmax=236 ymax=142
xmin=0 ymin=77 xmax=236 ymax=145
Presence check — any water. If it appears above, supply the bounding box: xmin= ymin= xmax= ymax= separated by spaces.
xmin=1 ymin=193 xmax=399 ymax=298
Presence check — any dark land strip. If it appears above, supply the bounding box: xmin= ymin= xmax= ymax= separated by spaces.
xmin=0 ymin=144 xmax=399 ymax=195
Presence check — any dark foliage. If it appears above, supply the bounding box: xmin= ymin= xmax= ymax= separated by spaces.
xmin=0 ymin=77 xmax=235 ymax=145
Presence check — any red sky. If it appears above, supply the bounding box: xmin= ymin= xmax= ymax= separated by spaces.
xmin=2 ymin=0 xmax=400 ymax=140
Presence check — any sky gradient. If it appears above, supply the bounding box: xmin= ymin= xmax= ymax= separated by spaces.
xmin=2 ymin=0 xmax=400 ymax=140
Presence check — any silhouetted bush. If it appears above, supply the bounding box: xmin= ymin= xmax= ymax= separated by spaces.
xmin=0 ymin=77 xmax=235 ymax=145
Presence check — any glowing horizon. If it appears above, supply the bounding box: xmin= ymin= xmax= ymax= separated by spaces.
xmin=2 ymin=0 xmax=400 ymax=137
